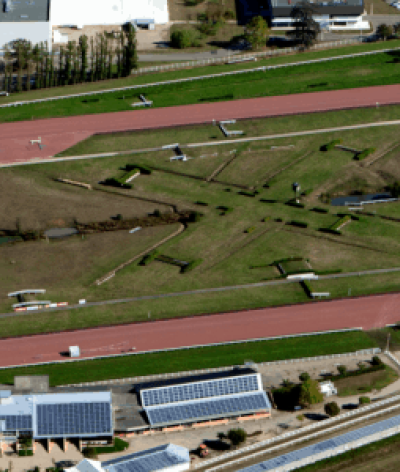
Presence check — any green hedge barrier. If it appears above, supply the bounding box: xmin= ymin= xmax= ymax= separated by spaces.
xmin=311 ymin=207 xmax=329 ymax=213
xmin=355 ymin=147 xmax=376 ymax=161
xmin=140 ymin=250 xmax=160 ymax=266
xmin=320 ymin=139 xmax=342 ymax=152
xmin=289 ymin=220 xmax=308 ymax=228
xmin=181 ymin=259 xmax=203 ymax=273
xmin=125 ymin=164 xmax=152 ymax=175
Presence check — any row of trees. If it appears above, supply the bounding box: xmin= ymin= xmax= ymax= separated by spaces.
xmin=1 ymin=25 xmax=138 ymax=93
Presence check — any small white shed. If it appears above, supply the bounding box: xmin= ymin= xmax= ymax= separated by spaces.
xmin=320 ymin=381 xmax=337 ymax=397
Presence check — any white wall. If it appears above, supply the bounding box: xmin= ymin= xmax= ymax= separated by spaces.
xmin=0 ymin=22 xmax=52 ymax=50
xmin=50 ymin=0 xmax=169 ymax=26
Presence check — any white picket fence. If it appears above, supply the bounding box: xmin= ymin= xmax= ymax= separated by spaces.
xmin=196 ymin=396 xmax=400 ymax=470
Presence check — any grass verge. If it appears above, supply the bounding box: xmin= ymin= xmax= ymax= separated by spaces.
xmin=0 ymin=331 xmax=377 ymax=386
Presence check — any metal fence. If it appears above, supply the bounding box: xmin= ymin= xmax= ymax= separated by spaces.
xmin=1 ymin=42 xmax=399 ymax=110
xmin=197 ymin=395 xmax=400 ymax=470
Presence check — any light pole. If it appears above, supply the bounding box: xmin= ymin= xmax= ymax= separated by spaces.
xmin=292 ymin=182 xmax=301 ymax=203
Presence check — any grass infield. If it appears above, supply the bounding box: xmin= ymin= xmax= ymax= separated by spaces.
xmin=0 ymin=331 xmax=377 ymax=386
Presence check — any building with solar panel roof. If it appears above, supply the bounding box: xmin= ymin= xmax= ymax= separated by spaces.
xmin=0 ymin=390 xmax=113 ymax=449
xmin=66 ymin=443 xmax=190 ymax=472
xmin=135 ymin=368 xmax=272 ymax=429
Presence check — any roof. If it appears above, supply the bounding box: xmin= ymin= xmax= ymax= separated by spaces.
xmin=102 ymin=444 xmax=190 ymax=472
xmin=0 ymin=390 xmax=12 ymax=398
xmin=135 ymin=368 xmax=257 ymax=393
xmin=0 ymin=0 xmax=49 ymax=22
xmin=0 ymin=391 xmax=113 ymax=438
xmin=66 ymin=459 xmax=104 ymax=472
xmin=239 ymin=414 xmax=400 ymax=471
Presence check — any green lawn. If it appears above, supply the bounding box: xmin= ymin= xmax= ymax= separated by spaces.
xmin=1 ymin=46 xmax=400 ymax=124
xmin=0 ymin=331 xmax=377 ymax=386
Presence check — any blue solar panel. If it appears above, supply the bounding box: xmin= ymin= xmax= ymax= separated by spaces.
xmin=146 ymin=392 xmax=269 ymax=426
xmin=36 ymin=402 xmax=112 ymax=437
xmin=103 ymin=449 xmax=187 ymax=472
xmin=0 ymin=415 xmax=32 ymax=431
xmin=141 ymin=374 xmax=260 ymax=407
xmin=239 ymin=414 xmax=400 ymax=472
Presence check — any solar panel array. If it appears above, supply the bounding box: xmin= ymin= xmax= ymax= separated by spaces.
xmin=36 ymin=402 xmax=112 ymax=437
xmin=0 ymin=415 xmax=32 ymax=431
xmin=141 ymin=374 xmax=260 ymax=407
xmin=146 ymin=393 xmax=269 ymax=426
xmin=239 ymin=414 xmax=400 ymax=472
xmin=103 ymin=450 xmax=187 ymax=472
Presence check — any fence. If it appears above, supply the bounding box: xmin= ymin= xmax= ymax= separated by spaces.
xmin=1 ymin=43 xmax=400 ymax=110
xmin=197 ymin=395 xmax=400 ymax=470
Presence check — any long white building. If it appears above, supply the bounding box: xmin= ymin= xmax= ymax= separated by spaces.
xmin=50 ymin=0 xmax=169 ymax=28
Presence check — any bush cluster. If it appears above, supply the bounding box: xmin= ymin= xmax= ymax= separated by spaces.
xmin=355 ymin=147 xmax=376 ymax=161
xmin=324 ymin=362 xmax=385 ymax=382
xmin=171 ymin=29 xmax=201 ymax=49
xmin=320 ymin=139 xmax=342 ymax=152
xmin=324 ymin=401 xmax=340 ymax=417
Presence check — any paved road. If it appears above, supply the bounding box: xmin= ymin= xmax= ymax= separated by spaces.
xmin=1 ymin=83 xmax=400 ymax=166
xmin=0 ymin=292 xmax=399 ymax=368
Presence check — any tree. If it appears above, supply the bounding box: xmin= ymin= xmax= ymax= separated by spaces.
xmin=286 ymin=1 xmax=321 ymax=49
xmin=377 ymin=23 xmax=393 ymax=41
xmin=217 ymin=432 xmax=226 ymax=441
xmin=227 ymin=428 xmax=247 ymax=447
xmin=337 ymin=365 xmax=347 ymax=376
xmin=389 ymin=182 xmax=400 ymax=198
xmin=244 ymin=16 xmax=269 ymax=50
xmin=79 ymin=34 xmax=89 ymax=82
xmin=124 ymin=23 xmax=138 ymax=76
xmin=3 ymin=44 xmax=13 ymax=93
xmin=89 ymin=37 xmax=95 ymax=82
xmin=324 ymin=401 xmax=340 ymax=417
xmin=394 ymin=22 xmax=400 ymax=36
xmin=359 ymin=396 xmax=371 ymax=405
xmin=65 ymin=41 xmax=75 ymax=85
xmin=298 ymin=379 xmax=323 ymax=407
xmin=299 ymin=372 xmax=310 ymax=382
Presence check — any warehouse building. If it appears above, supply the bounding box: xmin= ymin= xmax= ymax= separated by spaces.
xmin=67 ymin=444 xmax=191 ymax=472
xmin=136 ymin=368 xmax=272 ymax=429
xmin=0 ymin=390 xmax=113 ymax=451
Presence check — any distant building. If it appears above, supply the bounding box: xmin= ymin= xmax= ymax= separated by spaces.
xmin=66 ymin=444 xmax=191 ymax=472
xmin=237 ymin=0 xmax=369 ymax=31
xmin=0 ymin=0 xmax=52 ymax=51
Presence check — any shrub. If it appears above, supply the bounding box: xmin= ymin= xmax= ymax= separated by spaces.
xmin=286 ymin=201 xmax=305 ymax=208
xmin=297 ymin=414 xmax=305 ymax=421
xmin=83 ymin=446 xmax=98 ymax=459
xmin=188 ymin=211 xmax=203 ymax=222
xmin=125 ymin=164 xmax=152 ymax=175
xmin=224 ymin=9 xmax=235 ymax=19
xmin=372 ymin=356 xmax=383 ymax=366
xmin=260 ymin=199 xmax=278 ymax=203
xmin=181 ymin=259 xmax=203 ymax=273
xmin=275 ymin=217 xmax=283 ymax=222
xmin=262 ymin=216 xmax=271 ymax=222
xmin=311 ymin=207 xmax=329 ymax=213
xmin=227 ymin=428 xmax=247 ymax=447
xmin=337 ymin=365 xmax=347 ymax=376
xmin=171 ymin=29 xmax=201 ymax=48
xmin=196 ymin=201 xmax=208 ymax=206
xmin=238 ymin=190 xmax=256 ymax=197
xmin=116 ymin=214 xmax=123 ymax=221
xmin=140 ymin=250 xmax=160 ymax=266
xmin=299 ymin=379 xmax=323 ymax=407
xmin=320 ymin=139 xmax=342 ymax=152
xmin=299 ymin=372 xmax=310 ymax=382
xmin=355 ymin=147 xmax=376 ymax=161
xmin=324 ymin=401 xmax=340 ymax=417
xmin=245 ymin=226 xmax=256 ymax=233
xmin=359 ymin=396 xmax=371 ymax=405
xmin=153 ymin=209 xmax=161 ymax=217
xmin=289 ymin=220 xmax=308 ymax=228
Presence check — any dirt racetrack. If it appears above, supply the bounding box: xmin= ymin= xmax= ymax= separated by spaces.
xmin=1 ymin=84 xmax=400 ymax=167
xmin=0 ymin=292 xmax=399 ymax=368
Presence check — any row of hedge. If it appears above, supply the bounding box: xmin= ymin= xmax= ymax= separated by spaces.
xmin=289 ymin=220 xmax=308 ymax=228
xmin=286 ymin=201 xmax=305 ymax=209
xmin=140 ymin=250 xmax=160 ymax=266
xmin=355 ymin=147 xmax=376 ymax=161
xmin=320 ymin=139 xmax=342 ymax=152
xmin=181 ymin=259 xmax=203 ymax=273
xmin=125 ymin=164 xmax=152 ymax=175
xmin=323 ymin=361 xmax=385 ymax=382
xmin=103 ymin=177 xmax=132 ymax=189
xmin=301 ymin=280 xmax=313 ymax=298
xmin=330 ymin=214 xmax=351 ymax=231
